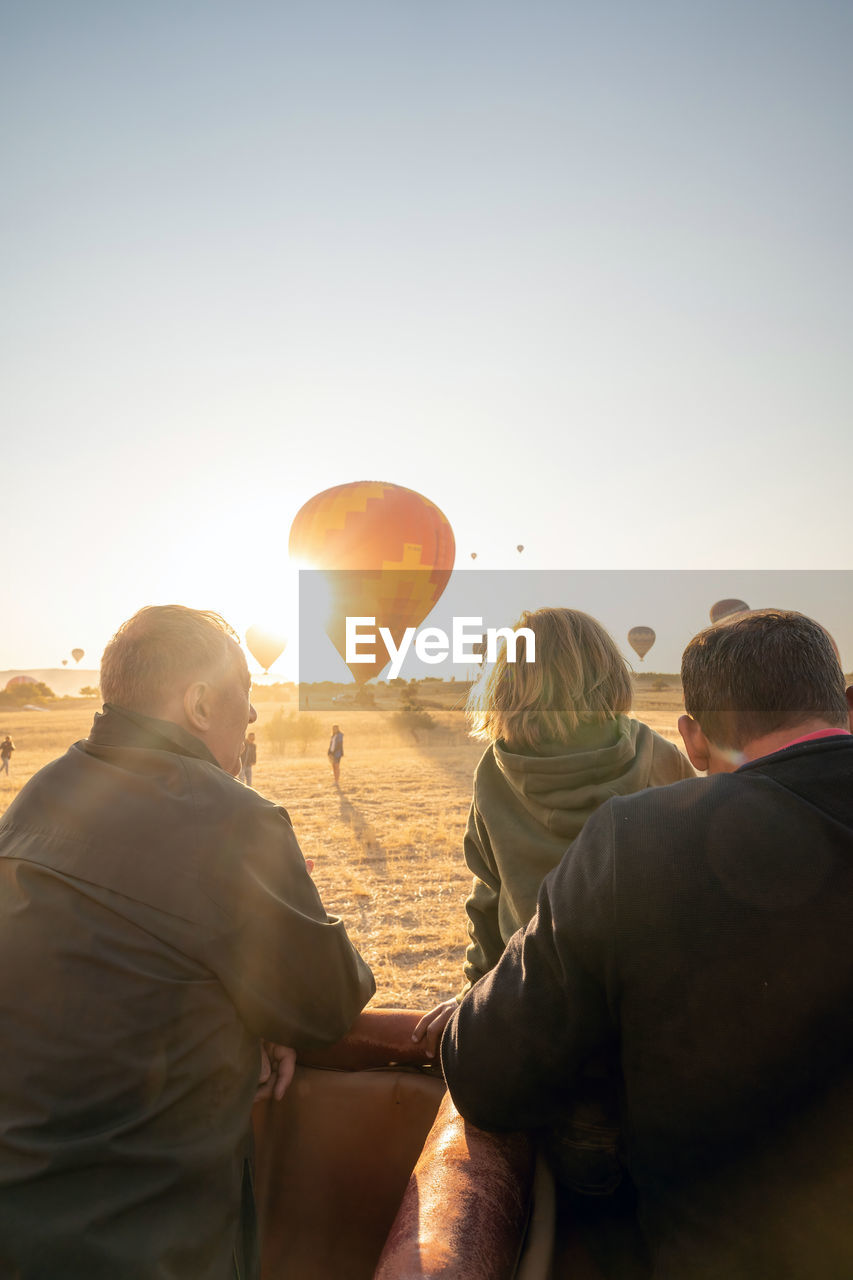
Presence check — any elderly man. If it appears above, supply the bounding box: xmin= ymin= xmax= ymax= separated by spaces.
xmin=0 ymin=605 xmax=374 ymax=1279
xmin=443 ymin=610 xmax=853 ymax=1279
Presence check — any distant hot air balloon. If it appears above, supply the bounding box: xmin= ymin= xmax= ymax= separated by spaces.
xmin=5 ymin=675 xmax=36 ymax=690
xmin=470 ymin=552 xmax=478 ymax=560
xmin=62 ymin=659 xmax=68 ymax=666
xmin=289 ymin=481 xmax=455 ymax=682
xmin=627 ymin=626 xmax=656 ymax=662
xmin=709 ymin=599 xmax=749 ymax=625
xmin=516 ymin=545 xmax=524 ymax=554
xmin=71 ymin=648 xmax=84 ymax=664
xmin=245 ymin=625 xmax=287 ymax=675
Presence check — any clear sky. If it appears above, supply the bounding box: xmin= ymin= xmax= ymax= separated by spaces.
xmin=2 ymin=1 xmax=851 ymax=674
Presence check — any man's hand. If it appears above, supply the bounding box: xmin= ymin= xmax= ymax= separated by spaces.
xmin=411 ymin=998 xmax=458 ymax=1059
xmin=255 ymin=1042 xmax=297 ymax=1102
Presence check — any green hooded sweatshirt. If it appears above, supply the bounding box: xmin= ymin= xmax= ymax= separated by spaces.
xmin=460 ymin=715 xmax=694 ymax=993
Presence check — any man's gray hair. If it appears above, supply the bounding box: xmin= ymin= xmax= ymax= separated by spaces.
xmin=100 ymin=605 xmax=242 ymax=715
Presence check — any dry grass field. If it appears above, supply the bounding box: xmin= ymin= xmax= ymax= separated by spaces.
xmin=0 ymin=682 xmax=689 ymax=1012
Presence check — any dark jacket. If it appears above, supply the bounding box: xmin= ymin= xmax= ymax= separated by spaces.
xmin=0 ymin=705 xmax=375 ymax=1279
xmin=443 ymin=737 xmax=853 ymax=1279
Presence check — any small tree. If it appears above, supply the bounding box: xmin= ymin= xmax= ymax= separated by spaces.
xmin=0 ymin=680 xmax=55 ymax=708
xmin=264 ymin=710 xmax=322 ymax=756
xmin=79 ymin=686 xmax=100 ymax=698
xmin=264 ymin=707 xmax=290 ymax=755
xmin=391 ymin=689 xmax=436 ymax=742
xmin=289 ymin=713 xmax=321 ymax=755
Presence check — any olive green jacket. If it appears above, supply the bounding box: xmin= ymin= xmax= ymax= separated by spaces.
xmin=461 ymin=716 xmax=694 ymax=993
xmin=0 ymin=705 xmax=374 ymax=1279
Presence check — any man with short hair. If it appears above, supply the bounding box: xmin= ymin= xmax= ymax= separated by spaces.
xmin=0 ymin=605 xmax=374 ymax=1279
xmin=442 ymin=609 xmax=853 ymax=1279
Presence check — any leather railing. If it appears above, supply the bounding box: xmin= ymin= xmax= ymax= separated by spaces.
xmin=374 ymin=1090 xmax=536 ymax=1280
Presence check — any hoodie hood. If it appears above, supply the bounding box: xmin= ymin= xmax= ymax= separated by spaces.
xmin=492 ymin=715 xmax=670 ymax=841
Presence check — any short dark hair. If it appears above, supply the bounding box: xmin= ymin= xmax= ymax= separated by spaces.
xmin=100 ymin=605 xmax=243 ymax=716
xmin=681 ymin=609 xmax=848 ymax=749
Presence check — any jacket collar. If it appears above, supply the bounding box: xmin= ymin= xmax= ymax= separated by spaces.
xmin=88 ymin=703 xmax=221 ymax=768
xmin=738 ymin=733 xmax=853 ymax=773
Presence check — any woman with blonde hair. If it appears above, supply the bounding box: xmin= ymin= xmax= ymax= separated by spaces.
xmin=413 ymin=608 xmax=692 ymax=1269
xmin=417 ymin=607 xmax=692 ymax=1047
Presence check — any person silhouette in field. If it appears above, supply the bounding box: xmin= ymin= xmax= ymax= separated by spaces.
xmin=240 ymin=730 xmax=257 ymax=786
xmin=413 ymin=607 xmax=693 ymax=1272
xmin=0 ymin=605 xmax=374 ymax=1280
xmin=442 ymin=610 xmax=853 ymax=1280
xmin=0 ymin=736 xmax=14 ymax=776
xmin=328 ymin=723 xmax=344 ymax=784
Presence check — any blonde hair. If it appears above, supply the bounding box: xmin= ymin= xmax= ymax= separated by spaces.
xmin=467 ymin=607 xmax=632 ymax=751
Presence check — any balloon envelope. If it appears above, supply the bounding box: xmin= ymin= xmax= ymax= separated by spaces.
xmin=289 ymin=481 xmax=455 ymax=682
xmin=245 ymin=625 xmax=287 ymax=674
xmin=5 ymin=675 xmax=36 ymax=690
xmin=470 ymin=552 xmax=477 ymax=560
xmin=71 ymin=648 xmax=84 ymax=664
xmin=627 ymin=626 xmax=656 ymax=661
xmin=709 ymin=599 xmax=749 ymax=625
xmin=516 ymin=545 xmax=524 ymax=553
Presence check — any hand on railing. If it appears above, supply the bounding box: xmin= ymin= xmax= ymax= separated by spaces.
xmin=255 ymin=1042 xmax=297 ymax=1102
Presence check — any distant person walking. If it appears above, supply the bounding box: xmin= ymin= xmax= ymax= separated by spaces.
xmin=0 ymin=737 xmax=14 ymax=776
xmin=239 ymin=732 xmax=257 ymax=786
xmin=328 ymin=724 xmax=344 ymax=785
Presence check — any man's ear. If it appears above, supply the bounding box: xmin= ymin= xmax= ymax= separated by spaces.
xmin=846 ymin=687 xmax=853 ymax=732
xmin=183 ymin=682 xmax=213 ymax=733
xmin=678 ymin=714 xmax=711 ymax=773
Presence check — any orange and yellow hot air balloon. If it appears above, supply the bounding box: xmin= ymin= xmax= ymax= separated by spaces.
xmin=289 ymin=481 xmax=455 ymax=682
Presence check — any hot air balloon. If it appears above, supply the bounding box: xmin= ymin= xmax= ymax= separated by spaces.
xmin=289 ymin=481 xmax=455 ymax=682
xmin=62 ymin=660 xmax=68 ymax=667
xmin=627 ymin=626 xmax=656 ymax=662
xmin=709 ymin=599 xmax=749 ymax=625
xmin=245 ymin=625 xmax=287 ymax=675
xmin=516 ymin=545 xmax=524 ymax=554
xmin=5 ymin=675 xmax=36 ymax=690
xmin=71 ymin=648 xmax=84 ymax=664
xmin=470 ymin=552 xmax=478 ymax=560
